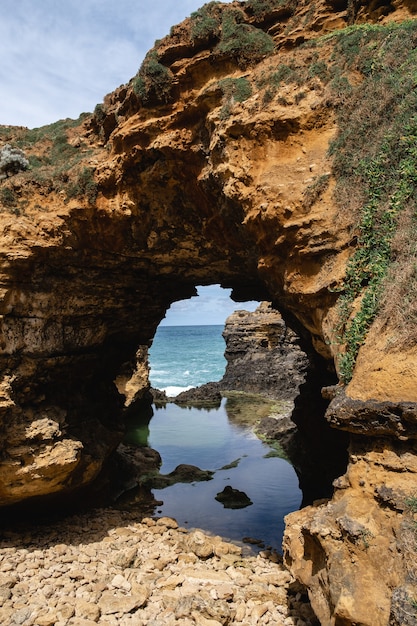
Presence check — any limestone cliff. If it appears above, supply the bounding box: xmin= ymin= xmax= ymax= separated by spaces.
xmin=221 ymin=302 xmax=309 ymax=398
xmin=1 ymin=0 xmax=417 ymax=623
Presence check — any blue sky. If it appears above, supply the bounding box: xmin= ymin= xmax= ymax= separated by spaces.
xmin=161 ymin=285 xmax=258 ymax=326
xmin=0 ymin=0 xmax=234 ymax=128
xmin=0 ymin=0 xmax=257 ymax=325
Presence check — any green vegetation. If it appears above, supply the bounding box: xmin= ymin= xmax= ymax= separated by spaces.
xmin=405 ymin=494 xmax=417 ymax=516
xmin=324 ymin=21 xmax=417 ymax=382
xmin=219 ymin=77 xmax=252 ymax=103
xmin=190 ymin=1 xmax=222 ymax=40
xmin=219 ymin=458 xmax=242 ymax=470
xmin=133 ymin=49 xmax=174 ymax=104
xmin=217 ymin=9 xmax=275 ymax=67
xmin=0 ymin=115 xmax=97 ymax=209
xmin=0 ymin=187 xmax=16 ymax=207
xmin=303 ymin=174 xmax=330 ymax=210
xmin=66 ymin=167 xmax=98 ymax=205
xmin=252 ymin=19 xmax=417 ymax=382
xmin=244 ymin=0 xmax=296 ymax=18
xmin=0 ymin=144 xmax=29 ymax=178
xmin=218 ymin=77 xmax=252 ymax=119
xmin=135 ymin=1 xmax=277 ymax=107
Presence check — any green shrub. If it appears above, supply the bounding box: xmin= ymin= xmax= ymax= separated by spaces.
xmin=66 ymin=167 xmax=98 ymax=204
xmin=190 ymin=2 xmax=222 ymax=41
xmin=218 ymin=77 xmax=253 ymax=119
xmin=0 ymin=144 xmax=29 ymax=178
xmin=133 ymin=50 xmax=174 ymax=104
xmin=219 ymin=77 xmax=252 ymax=103
xmin=0 ymin=187 xmax=16 ymax=207
xmin=244 ymin=0 xmax=296 ymax=18
xmin=405 ymin=495 xmax=417 ymax=515
xmin=216 ymin=9 xmax=275 ymax=67
xmin=308 ymin=60 xmax=328 ymax=81
xmin=94 ymin=103 xmax=107 ymax=124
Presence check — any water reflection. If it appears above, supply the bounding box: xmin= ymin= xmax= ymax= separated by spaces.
xmin=124 ymin=397 xmax=302 ymax=552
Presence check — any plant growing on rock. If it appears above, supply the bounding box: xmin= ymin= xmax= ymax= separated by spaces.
xmin=244 ymin=0 xmax=297 ymax=18
xmin=218 ymin=77 xmax=253 ymax=119
xmin=189 ymin=1 xmax=222 ymax=41
xmin=0 ymin=144 xmax=29 ymax=179
xmin=66 ymin=167 xmax=98 ymax=205
xmin=323 ymin=20 xmax=417 ymax=382
xmin=133 ymin=50 xmax=174 ymax=104
xmin=217 ymin=9 xmax=275 ymax=67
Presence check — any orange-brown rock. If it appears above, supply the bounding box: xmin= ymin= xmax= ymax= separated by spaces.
xmin=0 ymin=1 xmax=417 ymax=624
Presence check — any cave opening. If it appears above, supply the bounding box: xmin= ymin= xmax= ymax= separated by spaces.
xmin=117 ymin=285 xmax=349 ymax=551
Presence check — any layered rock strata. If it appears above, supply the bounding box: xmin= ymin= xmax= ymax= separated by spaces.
xmin=220 ymin=302 xmax=309 ymax=399
xmin=0 ymin=0 xmax=416 ymax=623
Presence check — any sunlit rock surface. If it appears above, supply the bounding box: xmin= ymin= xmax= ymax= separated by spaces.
xmin=1 ymin=0 xmax=417 ymax=623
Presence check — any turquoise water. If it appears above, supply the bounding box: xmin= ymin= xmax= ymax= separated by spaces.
xmin=140 ymin=325 xmax=302 ymax=551
xmin=149 ymin=325 xmax=226 ymax=395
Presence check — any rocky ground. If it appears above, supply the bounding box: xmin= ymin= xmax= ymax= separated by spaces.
xmin=0 ymin=508 xmax=318 ymax=626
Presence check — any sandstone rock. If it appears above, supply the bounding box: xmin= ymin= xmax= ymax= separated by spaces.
xmin=174 ymin=383 xmax=222 ymax=408
xmin=98 ymin=589 xmax=148 ymax=615
xmin=1 ymin=0 xmax=417 ymax=622
xmin=144 ymin=465 xmax=214 ymax=489
xmin=110 ymin=574 xmax=131 ymax=592
xmin=74 ymin=598 xmax=101 ymax=622
xmin=0 ymin=507 xmax=315 ymax=624
xmin=184 ymin=531 xmax=214 ymax=560
xmin=220 ymin=303 xmax=309 ymax=400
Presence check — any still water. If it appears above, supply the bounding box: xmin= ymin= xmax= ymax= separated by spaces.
xmin=126 ymin=398 xmax=302 ymax=552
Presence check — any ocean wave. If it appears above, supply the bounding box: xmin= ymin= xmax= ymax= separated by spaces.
xmin=163 ymin=385 xmax=194 ymax=398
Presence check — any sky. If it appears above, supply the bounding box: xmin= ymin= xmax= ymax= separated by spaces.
xmin=0 ymin=0 xmax=235 ymax=129
xmin=1 ymin=0 xmax=257 ymax=326
xmin=160 ymin=285 xmax=258 ymax=326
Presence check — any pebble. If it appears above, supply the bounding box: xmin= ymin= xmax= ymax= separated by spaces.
xmin=0 ymin=508 xmax=318 ymax=625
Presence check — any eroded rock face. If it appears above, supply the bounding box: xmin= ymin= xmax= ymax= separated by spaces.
xmin=1 ymin=0 xmax=417 ymax=623
xmin=221 ymin=302 xmax=309 ymax=398
xmin=283 ymin=436 xmax=417 ymax=626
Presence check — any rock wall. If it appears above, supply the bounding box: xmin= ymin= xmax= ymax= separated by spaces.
xmin=221 ymin=302 xmax=309 ymax=399
xmin=0 ymin=0 xmax=417 ymax=623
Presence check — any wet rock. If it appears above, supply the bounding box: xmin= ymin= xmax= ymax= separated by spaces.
xmin=215 ymin=485 xmax=253 ymax=509
xmin=219 ymin=303 xmax=309 ymax=400
xmin=150 ymin=388 xmax=169 ymax=406
xmin=174 ymin=383 xmax=222 ymax=408
xmin=143 ymin=464 xmax=214 ymax=489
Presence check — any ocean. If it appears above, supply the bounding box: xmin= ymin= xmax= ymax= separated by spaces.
xmin=126 ymin=324 xmax=302 ymax=551
xmin=149 ymin=325 xmax=226 ymax=394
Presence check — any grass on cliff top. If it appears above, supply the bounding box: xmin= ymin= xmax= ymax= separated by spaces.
xmin=0 ymin=114 xmax=98 ymax=214
xmin=133 ymin=2 xmax=276 ymax=104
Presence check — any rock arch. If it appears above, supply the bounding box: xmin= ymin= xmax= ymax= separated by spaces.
xmin=2 ymin=1 xmax=417 ymax=621
xmin=0 ymin=97 xmax=346 ymax=505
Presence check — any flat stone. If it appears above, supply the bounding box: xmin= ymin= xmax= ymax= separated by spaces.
xmin=75 ymin=598 xmax=101 ymax=621
xmin=111 ymin=574 xmax=131 ymax=592
xmin=183 ymin=568 xmax=232 ymax=584
xmin=99 ymin=588 xmax=148 ymax=615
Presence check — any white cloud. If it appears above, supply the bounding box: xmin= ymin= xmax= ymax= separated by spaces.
xmin=1 ymin=1 xmax=251 ymax=325
xmin=161 ymin=286 xmax=259 ymax=326
xmin=0 ymin=0 xmax=232 ymax=128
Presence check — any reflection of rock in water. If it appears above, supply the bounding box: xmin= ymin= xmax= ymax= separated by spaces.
xmin=215 ymin=486 xmax=253 ymax=509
